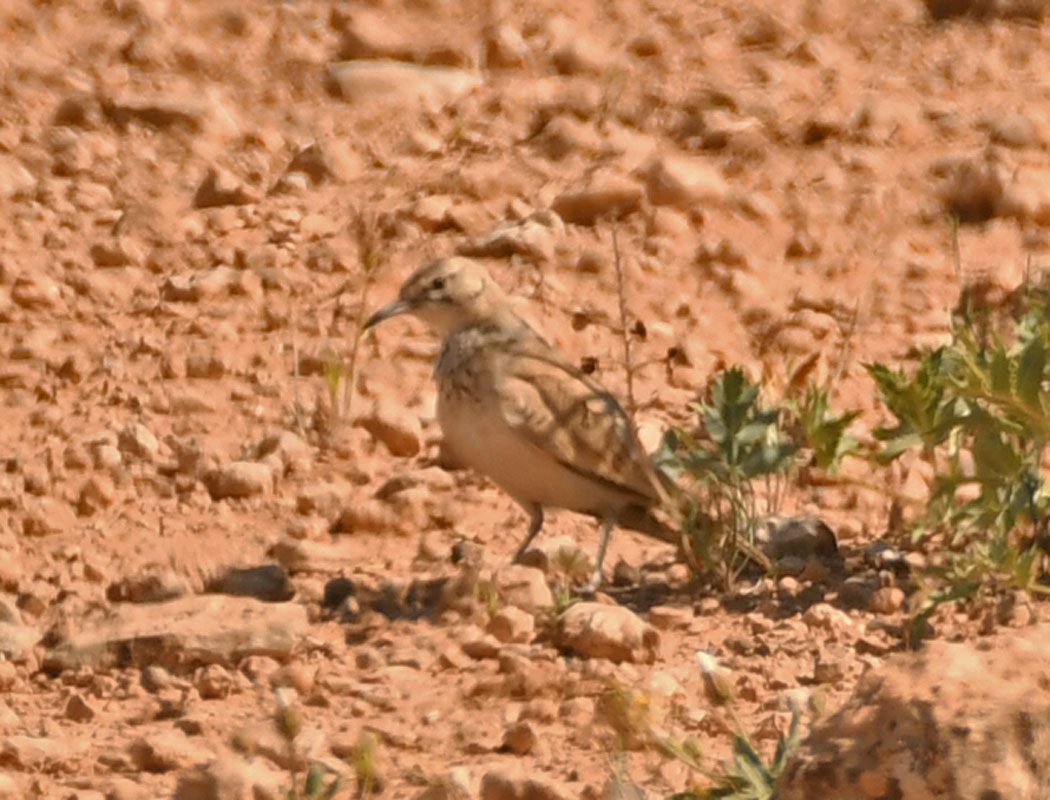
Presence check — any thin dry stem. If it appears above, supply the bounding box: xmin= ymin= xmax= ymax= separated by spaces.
xmin=342 ymin=209 xmax=386 ymax=421
xmin=288 ymin=305 xmax=310 ymax=436
xmin=611 ymin=226 xmax=637 ymax=419
xmin=829 ymin=298 xmax=861 ymax=389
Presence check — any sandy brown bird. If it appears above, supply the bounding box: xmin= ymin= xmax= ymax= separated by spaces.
xmin=364 ymin=257 xmax=676 ymax=592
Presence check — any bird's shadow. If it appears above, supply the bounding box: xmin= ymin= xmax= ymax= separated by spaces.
xmin=324 ymin=541 xmax=893 ymax=652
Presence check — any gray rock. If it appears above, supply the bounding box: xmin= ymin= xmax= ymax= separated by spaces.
xmin=864 ymin=541 xmax=905 ymax=571
xmin=208 ymin=565 xmax=295 ymax=603
xmin=757 ymin=515 xmax=839 ymax=562
xmin=837 ymin=575 xmax=878 ymax=611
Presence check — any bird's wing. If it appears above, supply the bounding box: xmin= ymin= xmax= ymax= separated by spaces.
xmin=494 ymin=332 xmax=664 ymax=508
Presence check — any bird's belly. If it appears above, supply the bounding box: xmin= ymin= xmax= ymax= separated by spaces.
xmin=438 ymin=394 xmax=622 ymax=514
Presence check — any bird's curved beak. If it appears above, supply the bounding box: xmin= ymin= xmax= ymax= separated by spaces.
xmin=363 ymin=299 xmax=413 ymax=330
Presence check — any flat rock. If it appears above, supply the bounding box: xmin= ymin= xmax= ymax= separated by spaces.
xmin=923 ymin=0 xmax=1047 ymax=21
xmin=641 ymin=153 xmax=729 ymax=209
xmin=778 ymin=624 xmax=1050 ymax=800
xmin=252 ymin=430 xmax=313 ymax=474
xmin=118 ymin=422 xmax=160 ymax=461
xmin=11 ymin=273 xmax=62 ymax=309
xmin=21 ymin=496 xmax=78 ymax=537
xmin=354 ymin=403 xmax=422 ymax=458
xmin=492 ymin=566 xmax=553 ymax=613
xmin=0 ymin=774 xmax=18 ymax=799
xmin=480 ymin=768 xmax=571 ymax=800
xmin=193 ymin=167 xmax=258 ymax=209
xmin=1 ymin=735 xmax=84 ymax=770
xmin=101 ymin=93 xmax=213 ymax=132
xmin=336 ymin=7 xmax=472 ymax=66
xmin=271 ymin=537 xmax=360 ymax=574
xmin=0 ymin=156 xmax=35 ymax=199
xmin=555 ymin=602 xmax=660 ymax=663
xmin=129 ymin=730 xmax=213 ymax=773
xmin=106 ymin=568 xmax=192 ymax=603
xmin=203 ymin=461 xmax=274 ymax=500
xmin=0 ymin=622 xmax=39 ymax=660
xmin=487 ymin=606 xmax=535 ymax=644
xmin=552 ymin=173 xmax=643 ymax=225
xmin=284 ymin=141 xmax=363 ymax=186
xmin=173 ymin=754 xmax=286 ymax=800
xmin=43 ymin=595 xmax=308 ymax=673
xmin=325 ymin=60 xmax=481 ymax=111
xmin=457 ymin=211 xmax=564 ymax=262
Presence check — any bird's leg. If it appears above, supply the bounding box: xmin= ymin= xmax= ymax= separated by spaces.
xmin=580 ymin=515 xmax=616 ymax=595
xmin=511 ymin=504 xmax=544 ymax=564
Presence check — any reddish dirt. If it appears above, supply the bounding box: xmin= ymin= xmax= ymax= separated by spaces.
xmin=0 ymin=0 xmax=1048 ymax=797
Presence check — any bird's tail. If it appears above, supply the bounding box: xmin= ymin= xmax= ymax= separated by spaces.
xmin=617 ymin=493 xmax=773 ymax=574
xmin=615 ymin=503 xmax=681 ymax=546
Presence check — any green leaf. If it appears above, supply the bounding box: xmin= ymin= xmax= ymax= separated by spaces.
xmin=1017 ymin=337 xmax=1046 ymax=410
xmin=989 ymin=347 xmax=1012 ymax=396
xmin=305 ymin=765 xmax=325 ymax=795
xmin=969 ymin=425 xmax=1022 ymax=483
xmin=741 ymin=442 xmax=797 ymax=478
xmin=873 ymin=432 xmax=924 ymax=463
xmin=735 ymin=420 xmax=775 ymax=446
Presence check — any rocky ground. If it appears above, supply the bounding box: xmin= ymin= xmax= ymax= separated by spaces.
xmin=1 ymin=0 xmax=1050 ymax=797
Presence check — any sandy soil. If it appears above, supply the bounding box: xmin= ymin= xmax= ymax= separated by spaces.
xmin=0 ymin=0 xmax=1048 ymax=797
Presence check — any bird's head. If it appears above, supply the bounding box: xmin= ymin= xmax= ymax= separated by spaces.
xmin=364 ymin=257 xmax=506 ymax=338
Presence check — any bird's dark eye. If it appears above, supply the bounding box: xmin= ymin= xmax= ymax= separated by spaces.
xmin=431 ymin=277 xmax=445 ymax=291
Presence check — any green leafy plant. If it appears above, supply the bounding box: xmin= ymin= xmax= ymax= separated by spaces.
xmin=867 ymin=284 xmax=1050 ymax=640
xmin=866 ymin=351 xmax=967 ymax=464
xmin=787 ymin=384 xmax=861 ymax=472
xmin=656 ymin=365 xmax=860 ymax=584
xmin=667 ymin=711 xmax=801 ymax=800
xmin=322 ymin=354 xmax=346 ymax=420
xmin=285 ymin=764 xmax=342 ymax=800
xmin=350 ymin=730 xmax=380 ymax=798
xmin=271 ymin=701 xmax=342 ymax=800
xmin=596 ymin=653 xmax=805 ymax=800
xmin=669 ymin=652 xmax=803 ymax=800
xmin=656 ymin=367 xmax=799 ymax=584
xmin=471 ymin=576 xmax=502 ymax=616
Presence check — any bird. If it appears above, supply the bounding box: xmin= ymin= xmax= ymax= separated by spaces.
xmin=364 ymin=257 xmax=678 ymax=593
